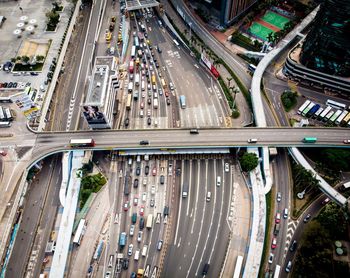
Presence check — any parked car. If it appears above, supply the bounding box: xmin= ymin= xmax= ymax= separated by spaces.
xmin=271 ymin=237 xmax=277 ymax=249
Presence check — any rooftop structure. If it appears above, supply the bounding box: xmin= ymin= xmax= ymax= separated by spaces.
xmin=83 ymin=57 xmax=118 ymax=129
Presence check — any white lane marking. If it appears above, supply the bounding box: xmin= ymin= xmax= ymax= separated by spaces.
xmin=190 ymin=160 xmax=200 ymax=234
xmin=186 ymin=160 xmax=207 ymax=278
xmin=174 ymin=160 xmax=185 ymax=245
xmin=186 ymin=161 xmax=192 ymax=216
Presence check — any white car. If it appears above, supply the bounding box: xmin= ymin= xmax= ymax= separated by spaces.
xmin=224 ymin=163 xmax=230 ymax=172
xmin=151 ymin=185 xmax=156 ymax=195
xmin=137 ymin=231 xmax=143 ymax=242
xmin=268 ymin=253 xmax=274 ymax=264
xmin=130 ymin=225 xmax=135 ymax=236
xmin=142 ymin=192 xmax=147 ymax=202
xmin=128 ymin=244 xmax=134 ymax=256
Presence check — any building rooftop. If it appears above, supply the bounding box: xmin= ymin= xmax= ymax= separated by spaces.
xmin=84 ymin=65 xmax=109 ymax=106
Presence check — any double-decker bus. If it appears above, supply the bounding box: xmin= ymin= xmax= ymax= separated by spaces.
xmin=180 ymin=95 xmax=186 ymax=109
xmin=126 ymin=94 xmax=132 ymax=110
xmin=319 ymin=106 xmax=332 ymax=120
xmin=301 ymin=102 xmax=315 ymax=116
xmin=302 ymin=137 xmax=317 ymax=143
xmin=131 ymin=45 xmax=136 ymax=58
xmin=233 ymin=256 xmax=243 ymax=278
xmin=0 ymin=121 xmax=11 ymax=128
xmin=335 ymin=111 xmax=348 ymax=125
xmin=129 ymin=60 xmax=134 ymax=74
xmin=342 ymin=111 xmax=350 ymax=125
xmin=73 ymin=219 xmax=86 ymax=246
xmin=297 ymin=100 xmax=311 ymax=115
xmin=69 ymin=139 xmax=95 ymax=147
xmin=248 ymin=64 xmax=257 ymax=73
xmin=134 ymin=36 xmax=139 ymax=48
xmin=329 ymin=109 xmax=342 ymax=123
xmin=326 ymin=99 xmax=346 ymax=110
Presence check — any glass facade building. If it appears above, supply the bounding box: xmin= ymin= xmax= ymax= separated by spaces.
xmin=300 ymin=0 xmax=350 ymax=77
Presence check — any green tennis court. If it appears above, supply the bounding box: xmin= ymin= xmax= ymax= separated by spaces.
xmin=262 ymin=10 xmax=290 ymax=29
xmin=248 ymin=22 xmax=273 ymax=40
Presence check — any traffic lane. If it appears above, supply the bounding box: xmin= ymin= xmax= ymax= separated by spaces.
xmin=187 ymin=159 xmax=215 ymax=277
xmin=6 ymin=156 xmax=57 ymax=278
xmin=69 ymin=0 xmax=104 ymax=130
xmin=171 ymin=0 xmax=251 ymax=87
xmin=281 ymin=197 xmax=328 ymax=277
xmin=177 ymin=159 xmax=209 ymax=277
xmin=164 ymin=159 xmax=204 ymax=277
xmin=34 ymin=128 xmax=350 ymax=153
xmin=192 ymin=159 xmax=222 ymax=276
xmin=210 ymin=160 xmax=231 ymax=276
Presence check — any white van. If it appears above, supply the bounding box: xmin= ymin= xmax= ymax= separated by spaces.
xmin=139 ymin=110 xmax=144 ymax=118
xmin=128 ymin=82 xmax=133 ymax=92
xmin=136 ymin=155 xmax=141 ymax=163
xmin=134 ymin=249 xmax=140 ymax=261
xmin=141 ymin=81 xmax=145 ymax=91
xmin=128 ymin=158 xmax=133 ymax=165
xmin=142 ymin=245 xmax=148 ymax=257
xmin=154 ymin=120 xmax=158 ymax=127
xmin=283 ymin=208 xmax=289 ymax=219
xmin=206 ymin=192 xmax=211 ymax=202
xmin=216 ymin=176 xmax=221 ymax=187
xmin=248 ymin=138 xmax=258 ymax=143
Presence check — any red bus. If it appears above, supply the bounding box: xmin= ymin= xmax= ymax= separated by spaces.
xmin=69 ymin=139 xmax=95 ymax=147
xmin=129 ymin=60 xmax=134 ymax=74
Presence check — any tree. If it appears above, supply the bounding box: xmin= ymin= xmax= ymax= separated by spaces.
xmin=317 ymin=202 xmax=348 ymax=239
xmin=267 ymin=32 xmax=274 ymax=43
xmin=319 ymin=149 xmax=350 ymax=172
xmin=293 ymin=163 xmax=319 ymax=194
xmin=46 ymin=10 xmax=60 ymax=25
xmin=294 ymin=221 xmax=333 ymax=277
xmin=239 ymin=152 xmax=259 ymax=172
xmin=21 ymin=55 xmax=30 ymax=64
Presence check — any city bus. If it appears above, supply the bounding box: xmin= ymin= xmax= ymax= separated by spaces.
xmin=180 ymin=95 xmax=186 ymax=109
xmin=326 ymin=99 xmax=346 ymax=110
xmin=4 ymin=107 xmax=13 ymax=121
xmin=306 ymin=104 xmax=320 ymax=117
xmin=134 ymin=36 xmax=139 ymax=48
xmin=0 ymin=97 xmax=12 ymax=103
xmin=273 ymin=265 xmax=281 ymax=278
xmin=0 ymin=121 xmax=11 ymax=128
xmin=324 ymin=110 xmax=334 ymax=122
xmin=146 ymin=214 xmax=153 ymax=229
xmin=319 ymin=106 xmax=332 ymax=120
xmin=233 ymin=255 xmax=243 ymax=278
xmin=69 ymin=139 xmax=95 ymax=147
xmin=302 ymin=137 xmax=317 ymax=143
xmin=329 ymin=109 xmax=342 ymax=123
xmin=160 ymin=78 xmax=166 ymax=89
xmin=131 ymin=45 xmax=136 ymax=58
xmin=342 ymin=111 xmax=350 ymax=125
xmin=248 ymin=64 xmax=257 ymax=73
xmin=297 ymin=100 xmax=311 ymax=115
xmin=301 ymin=102 xmax=315 ymax=117
xmin=126 ymin=93 xmax=132 ymax=110
xmin=313 ymin=107 xmax=323 ymax=119
xmin=335 ymin=110 xmax=348 ymax=125
xmin=73 ymin=219 xmax=86 ymax=246
xmin=173 ymin=39 xmax=180 ymax=48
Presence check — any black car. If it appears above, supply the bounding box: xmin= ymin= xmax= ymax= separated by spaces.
xmin=145 ymin=165 xmax=149 ymax=175
xmin=166 ymin=98 xmax=171 ymax=105
xmin=3 ymin=82 xmax=8 ymax=88
xmin=124 ymin=118 xmax=129 ymax=127
xmin=289 ymin=240 xmax=297 ymax=252
xmin=147 ymin=117 xmax=151 ymax=125
xmin=136 ymin=167 xmax=141 ymax=176
xmin=140 ymin=140 xmax=149 ymax=145
xmin=147 ymin=98 xmax=151 ymax=105
xmin=139 ymin=217 xmax=145 ymax=230
xmin=303 ymin=213 xmax=311 ymax=223
xmin=122 ymin=258 xmax=129 ymax=270
xmin=157 ymin=46 xmax=162 ymax=53
xmin=155 ymin=62 xmax=159 ymax=68
xmin=30 ymin=72 xmax=39 ymax=76
xmin=13 ymin=82 xmax=17 ymax=88
xmin=133 ymin=179 xmax=139 ymax=188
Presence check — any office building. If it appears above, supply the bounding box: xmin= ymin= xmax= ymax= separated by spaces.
xmin=300 ymin=0 xmax=350 ymax=77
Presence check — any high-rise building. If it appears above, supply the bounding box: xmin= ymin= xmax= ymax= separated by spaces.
xmin=300 ymin=0 xmax=350 ymax=77
xmin=191 ymin=0 xmax=258 ymax=26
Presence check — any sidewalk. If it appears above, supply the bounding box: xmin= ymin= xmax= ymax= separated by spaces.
xmin=164 ymin=1 xmax=252 ymax=127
